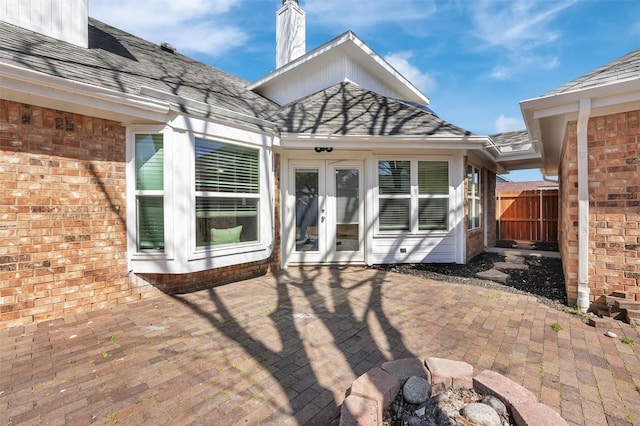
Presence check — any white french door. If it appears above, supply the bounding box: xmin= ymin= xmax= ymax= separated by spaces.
xmin=287 ymin=160 xmax=364 ymax=264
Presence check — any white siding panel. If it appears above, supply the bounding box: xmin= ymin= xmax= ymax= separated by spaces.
xmin=0 ymin=0 xmax=87 ymax=47
xmin=369 ymin=234 xmax=457 ymax=264
xmin=260 ymin=53 xmax=418 ymax=106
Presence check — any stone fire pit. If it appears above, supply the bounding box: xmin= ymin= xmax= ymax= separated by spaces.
xmin=339 ymin=357 xmax=567 ymax=426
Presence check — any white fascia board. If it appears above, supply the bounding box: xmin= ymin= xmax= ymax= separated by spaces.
xmin=278 ymin=133 xmax=491 ymax=150
xmin=248 ymin=31 xmax=429 ymax=105
xmin=0 ymin=62 xmax=170 ymax=122
xmin=522 ymin=76 xmax=640 ymax=119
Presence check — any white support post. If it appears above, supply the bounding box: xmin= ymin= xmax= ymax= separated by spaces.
xmin=577 ymin=98 xmax=591 ymax=311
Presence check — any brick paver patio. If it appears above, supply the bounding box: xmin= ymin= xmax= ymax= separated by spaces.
xmin=1 ymin=267 xmax=639 ymax=425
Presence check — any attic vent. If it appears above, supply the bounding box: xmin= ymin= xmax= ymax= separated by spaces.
xmin=160 ymin=42 xmax=176 ymax=54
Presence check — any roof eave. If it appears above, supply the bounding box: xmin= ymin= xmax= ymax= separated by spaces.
xmin=521 ymin=76 xmax=640 ymax=176
xmin=277 ymin=133 xmax=491 ymax=150
xmin=1 ymin=62 xmax=171 ymax=123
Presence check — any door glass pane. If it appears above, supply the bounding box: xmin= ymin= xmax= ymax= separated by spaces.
xmin=295 ymin=169 xmax=319 ymax=252
xmin=335 ymin=169 xmax=359 ymax=252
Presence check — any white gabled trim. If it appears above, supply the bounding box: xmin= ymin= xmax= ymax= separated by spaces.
xmin=248 ymin=31 xmax=429 ymax=106
xmin=0 ymin=62 xmax=170 ymax=122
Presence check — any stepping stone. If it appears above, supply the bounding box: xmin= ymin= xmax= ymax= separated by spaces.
xmin=494 ymin=262 xmax=529 ymax=271
xmin=504 ymin=255 xmax=525 ymax=264
xmin=476 ymin=269 xmax=509 ymax=283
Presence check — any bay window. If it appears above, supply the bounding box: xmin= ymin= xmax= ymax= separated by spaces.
xmin=377 ymin=159 xmax=449 ymax=233
xmin=195 ymin=138 xmax=260 ymax=247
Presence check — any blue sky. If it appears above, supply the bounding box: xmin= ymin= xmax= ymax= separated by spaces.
xmin=90 ymin=0 xmax=640 ymax=181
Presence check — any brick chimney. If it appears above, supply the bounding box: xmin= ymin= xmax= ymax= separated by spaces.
xmin=276 ymin=0 xmax=305 ymax=68
xmin=0 ymin=0 xmax=88 ymax=48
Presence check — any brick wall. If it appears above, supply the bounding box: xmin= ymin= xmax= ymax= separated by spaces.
xmin=0 ymin=99 xmax=153 ymax=328
xmin=0 ymin=100 xmax=281 ymax=329
xmin=559 ymin=110 xmax=640 ymax=304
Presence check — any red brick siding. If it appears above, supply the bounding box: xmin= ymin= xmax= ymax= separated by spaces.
xmin=0 ymin=100 xmax=281 ymax=329
xmin=559 ymin=110 xmax=640 ymax=303
xmin=0 ymin=99 xmax=154 ymax=328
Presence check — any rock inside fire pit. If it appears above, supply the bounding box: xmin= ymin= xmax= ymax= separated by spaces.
xmin=339 ymin=357 xmax=568 ymax=426
xmin=385 ymin=382 xmax=510 ymax=426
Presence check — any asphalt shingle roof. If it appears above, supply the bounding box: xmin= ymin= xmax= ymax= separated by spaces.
xmin=0 ymin=18 xmax=279 ymax=120
xmin=271 ymin=82 xmax=472 ymax=137
xmin=489 ymin=130 xmax=530 ymax=147
xmin=1 ymin=18 xmax=474 ymax=139
xmin=545 ymin=47 xmax=640 ymax=96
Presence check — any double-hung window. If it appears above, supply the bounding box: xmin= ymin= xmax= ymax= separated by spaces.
xmin=195 ymin=138 xmax=260 ymax=247
xmin=378 ymin=161 xmax=411 ymax=231
xmin=135 ymin=134 xmax=165 ymax=251
xmin=377 ymin=160 xmax=449 ymax=233
xmin=467 ymin=164 xmax=482 ymax=230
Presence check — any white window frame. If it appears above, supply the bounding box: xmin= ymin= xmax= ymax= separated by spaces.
xmin=375 ymin=157 xmax=451 ymax=235
xmin=467 ymin=164 xmax=482 ymax=230
xmin=191 ymin=135 xmax=265 ymax=257
xmin=126 ymin=126 xmax=175 ymax=264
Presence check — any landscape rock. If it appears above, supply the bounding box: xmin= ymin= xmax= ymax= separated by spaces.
xmin=461 ymin=402 xmax=502 ymax=426
xmin=402 ymin=376 xmax=431 ymax=404
xmin=481 ymin=394 xmax=507 ymax=416
xmin=407 ymin=416 xmax=421 ymax=426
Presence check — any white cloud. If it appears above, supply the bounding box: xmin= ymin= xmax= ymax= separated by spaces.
xmin=495 ymin=114 xmax=525 ymax=133
xmin=466 ymin=0 xmax=575 ymax=81
xmin=304 ymin=0 xmax=437 ymax=30
xmin=469 ymin=0 xmax=577 ymax=51
xmin=489 ymin=52 xmax=561 ymax=81
xmin=89 ymin=0 xmax=247 ymax=56
xmin=384 ymin=51 xmax=436 ymax=94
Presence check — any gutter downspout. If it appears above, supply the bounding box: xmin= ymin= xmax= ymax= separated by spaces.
xmin=577 ymin=98 xmax=591 ymax=312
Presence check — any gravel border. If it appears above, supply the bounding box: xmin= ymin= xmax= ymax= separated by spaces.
xmin=371 ymin=251 xmax=575 ymax=314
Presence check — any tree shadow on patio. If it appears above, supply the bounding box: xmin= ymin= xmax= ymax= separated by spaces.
xmin=171 ymin=266 xmax=416 ymax=424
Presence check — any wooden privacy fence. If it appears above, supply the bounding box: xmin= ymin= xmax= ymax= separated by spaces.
xmin=496 ymin=188 xmax=559 ymax=242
